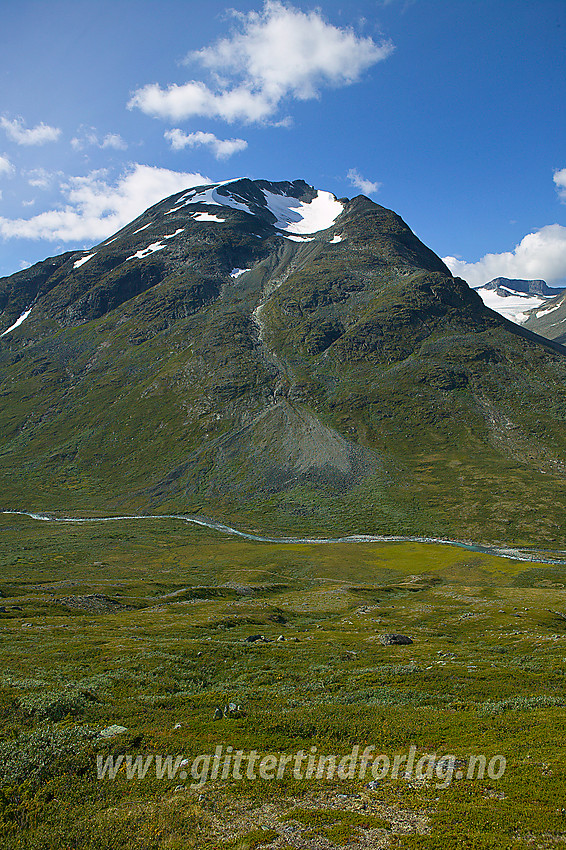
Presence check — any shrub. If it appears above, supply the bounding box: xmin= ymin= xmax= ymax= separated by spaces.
xmin=19 ymin=687 xmax=97 ymax=721
xmin=0 ymin=725 xmax=96 ymax=788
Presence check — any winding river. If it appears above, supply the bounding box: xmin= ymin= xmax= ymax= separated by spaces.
xmin=2 ymin=510 xmax=566 ymax=566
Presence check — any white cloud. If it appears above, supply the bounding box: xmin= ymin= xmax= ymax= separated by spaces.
xmin=128 ymin=1 xmax=393 ymax=124
xmin=165 ymin=128 xmax=247 ymax=159
xmin=0 ymin=154 xmax=14 ymax=176
xmin=443 ymin=224 xmax=566 ymax=287
xmin=101 ymin=133 xmax=127 ymax=150
xmin=554 ymin=168 xmax=566 ymax=202
xmin=26 ymin=168 xmax=56 ymax=189
xmin=0 ymin=163 xmax=209 ymax=242
xmin=130 ymin=81 xmax=274 ymax=123
xmin=71 ymin=128 xmax=128 ymax=151
xmin=195 ymin=2 xmax=392 ymax=98
xmin=71 ymin=132 xmax=96 ymax=151
xmin=1 ymin=116 xmax=61 ymax=145
xmin=347 ymin=168 xmax=381 ymax=195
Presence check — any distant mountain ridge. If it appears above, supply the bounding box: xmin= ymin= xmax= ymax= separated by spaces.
xmin=1 ymin=178 xmax=565 ymax=544
xmin=473 ymin=277 xmax=565 ymax=326
xmin=477 ymin=277 xmax=562 ymax=297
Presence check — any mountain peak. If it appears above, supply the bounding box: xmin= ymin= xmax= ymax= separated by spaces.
xmin=160 ymin=177 xmax=345 ymax=235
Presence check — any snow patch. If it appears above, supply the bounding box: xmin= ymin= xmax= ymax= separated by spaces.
xmin=178 ymin=178 xmax=246 ymax=209
xmin=73 ymin=253 xmax=96 ymax=269
xmin=192 ymin=212 xmax=225 ymax=222
xmin=534 ymin=303 xmax=562 ymax=318
xmin=281 ymin=234 xmax=315 ymax=243
xmin=133 ymin=223 xmax=151 ymax=234
xmin=182 ymin=186 xmax=247 ymax=213
xmin=1 ymin=307 xmax=32 ymax=337
xmin=163 ymin=228 xmax=185 ymax=239
xmin=264 ymin=189 xmax=343 ymax=234
xmin=230 ymin=268 xmax=251 ymax=278
xmin=126 ymin=242 xmax=166 ymax=260
xmin=330 ymin=234 xmax=343 ymax=244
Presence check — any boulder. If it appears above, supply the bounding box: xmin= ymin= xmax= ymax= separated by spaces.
xmin=99 ymin=724 xmax=127 ymax=738
xmin=379 ymin=633 xmax=413 ymax=645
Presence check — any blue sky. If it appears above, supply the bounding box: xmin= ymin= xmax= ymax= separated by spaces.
xmin=0 ymin=0 xmax=565 ymax=286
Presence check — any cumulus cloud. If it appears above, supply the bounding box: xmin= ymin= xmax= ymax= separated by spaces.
xmin=165 ymin=128 xmax=247 ymax=159
xmin=1 ymin=116 xmax=61 ymax=145
xmin=554 ymin=168 xmax=566 ymax=202
xmin=0 ymin=163 xmax=209 ymax=242
xmin=129 ymin=81 xmax=274 ymax=123
xmin=71 ymin=128 xmax=128 ymax=151
xmin=0 ymin=154 xmax=14 ymax=176
xmin=443 ymin=224 xmax=566 ymax=287
xmin=128 ymin=1 xmax=393 ymax=124
xmin=347 ymin=168 xmax=381 ymax=195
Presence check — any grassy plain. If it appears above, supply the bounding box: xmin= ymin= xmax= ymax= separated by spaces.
xmin=0 ymin=513 xmax=565 ymax=848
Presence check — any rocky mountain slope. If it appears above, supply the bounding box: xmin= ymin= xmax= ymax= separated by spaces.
xmin=1 ymin=178 xmax=565 ymax=543
xmin=523 ymin=288 xmax=566 ymax=345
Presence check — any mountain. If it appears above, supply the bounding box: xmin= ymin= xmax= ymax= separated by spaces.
xmin=479 ymin=277 xmax=561 ymax=297
xmin=473 ymin=277 xmax=564 ymax=325
xmin=522 ymin=288 xmax=566 ymax=345
xmin=1 ymin=178 xmax=565 ymax=544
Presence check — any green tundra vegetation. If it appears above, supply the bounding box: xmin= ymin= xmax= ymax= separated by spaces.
xmin=0 ymin=513 xmax=565 ymax=849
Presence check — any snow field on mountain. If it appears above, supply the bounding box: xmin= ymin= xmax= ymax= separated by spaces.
xmin=475 ymin=287 xmax=548 ymax=324
xmin=73 ymin=254 xmax=96 ymax=269
xmin=1 ymin=307 xmax=32 ymax=336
